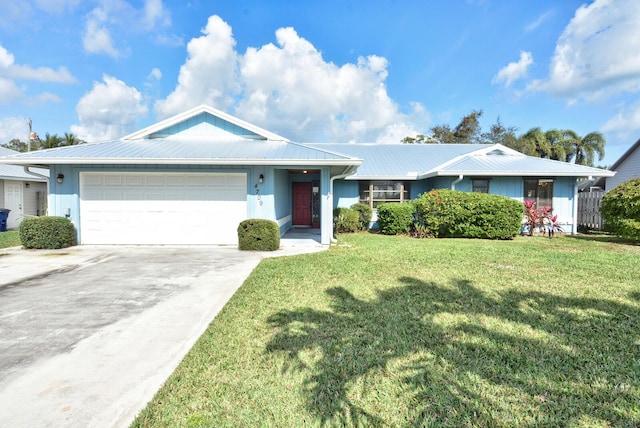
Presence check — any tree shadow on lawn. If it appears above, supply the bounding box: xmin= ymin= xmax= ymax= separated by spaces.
xmin=566 ymin=233 xmax=640 ymax=247
xmin=266 ymin=278 xmax=640 ymax=427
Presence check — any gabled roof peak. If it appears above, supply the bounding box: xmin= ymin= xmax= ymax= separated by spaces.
xmin=123 ymin=104 xmax=290 ymax=142
xmin=470 ymin=144 xmax=525 ymax=157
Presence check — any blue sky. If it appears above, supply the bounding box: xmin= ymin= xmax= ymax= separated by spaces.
xmin=1 ymin=0 xmax=639 ymax=166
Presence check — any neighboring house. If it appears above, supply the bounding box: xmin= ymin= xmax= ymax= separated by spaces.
xmin=0 ymin=105 xmax=614 ymax=244
xmin=0 ymin=147 xmax=48 ymax=230
xmin=598 ymin=137 xmax=640 ymax=191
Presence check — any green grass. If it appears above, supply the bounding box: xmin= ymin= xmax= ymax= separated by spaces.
xmin=0 ymin=230 xmax=20 ymax=248
xmin=132 ymin=234 xmax=640 ymax=427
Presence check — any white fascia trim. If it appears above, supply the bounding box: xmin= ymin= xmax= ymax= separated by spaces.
xmin=0 ymin=158 xmax=362 ymax=167
xmin=124 ymin=104 xmax=290 ymax=142
xmin=429 ymin=170 xmax=616 ymax=178
xmin=343 ymin=175 xmax=419 ymax=181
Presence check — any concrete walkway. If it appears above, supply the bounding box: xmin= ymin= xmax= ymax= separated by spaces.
xmin=0 ymin=239 xmax=326 ymax=427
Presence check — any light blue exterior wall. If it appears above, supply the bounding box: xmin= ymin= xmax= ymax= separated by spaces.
xmin=333 ymin=180 xmax=359 ymax=209
xmin=274 ymin=168 xmax=291 ymax=232
xmin=50 ymin=163 xmax=336 ymax=245
xmin=153 ymin=113 xmax=260 ymax=138
xmin=333 ymin=175 xmax=580 ymax=234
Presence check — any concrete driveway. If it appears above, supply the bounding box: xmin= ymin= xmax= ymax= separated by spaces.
xmin=0 ymin=243 xmax=325 ymax=427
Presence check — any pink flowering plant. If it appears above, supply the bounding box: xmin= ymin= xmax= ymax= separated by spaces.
xmin=523 ymin=200 xmax=563 ymax=237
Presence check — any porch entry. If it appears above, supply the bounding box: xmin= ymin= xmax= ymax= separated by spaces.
xmin=292 ymin=181 xmax=320 ymax=228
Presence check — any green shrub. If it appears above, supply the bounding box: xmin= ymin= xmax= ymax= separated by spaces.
xmin=333 ymin=207 xmax=359 ymax=233
xmin=237 ymin=219 xmax=280 ymax=251
xmin=377 ymin=202 xmax=415 ymax=235
xmin=351 ymin=203 xmax=372 ymax=231
xmin=601 ymin=178 xmax=640 ymax=241
xmin=414 ymin=189 xmax=522 ymax=240
xmin=19 ymin=216 xmax=77 ymax=249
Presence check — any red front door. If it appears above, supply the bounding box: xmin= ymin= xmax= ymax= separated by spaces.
xmin=292 ymin=182 xmax=312 ymax=226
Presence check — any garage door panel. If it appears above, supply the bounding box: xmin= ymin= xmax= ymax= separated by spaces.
xmin=80 ymin=172 xmax=247 ymax=245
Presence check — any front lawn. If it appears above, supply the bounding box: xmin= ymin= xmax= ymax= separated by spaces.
xmin=132 ymin=234 xmax=640 ymax=427
xmin=0 ymin=230 xmax=20 ymax=249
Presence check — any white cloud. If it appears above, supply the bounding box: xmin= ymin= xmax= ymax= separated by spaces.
xmin=142 ymin=0 xmax=171 ymax=31
xmin=155 ymin=15 xmax=240 ymax=118
xmin=28 ymin=92 xmax=62 ymax=105
xmin=156 ymin=15 xmax=424 ymax=142
xmin=601 ymin=102 xmax=640 ymax=135
xmin=71 ymin=75 xmax=148 ymax=142
xmin=82 ymin=1 xmax=173 ymax=57
xmin=528 ymin=0 xmax=640 ymax=101
xmin=148 ymin=68 xmax=162 ymax=81
xmin=0 ymin=78 xmax=24 ymax=104
xmin=492 ymin=51 xmax=533 ymax=88
xmin=83 ymin=7 xmax=120 ymax=58
xmin=0 ymin=44 xmax=76 ymax=83
xmin=0 ymin=117 xmax=30 ymax=143
xmin=525 ymin=10 xmax=554 ymax=32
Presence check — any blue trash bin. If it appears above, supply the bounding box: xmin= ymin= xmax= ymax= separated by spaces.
xmin=0 ymin=208 xmax=10 ymax=232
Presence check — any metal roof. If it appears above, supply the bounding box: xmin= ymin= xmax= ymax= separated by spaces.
xmin=0 ymin=138 xmax=361 ymax=166
xmin=305 ymin=143 xmax=488 ymax=179
xmin=434 ymin=151 xmax=615 ymax=177
xmin=305 ymin=143 xmax=614 ymax=179
xmin=0 ymin=147 xmax=48 ymax=180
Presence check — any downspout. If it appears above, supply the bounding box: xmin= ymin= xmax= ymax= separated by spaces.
xmin=23 ymin=165 xmax=51 ymax=217
xmin=23 ymin=165 xmax=49 ymax=181
xmin=451 ymin=174 xmax=463 ymax=190
xmin=329 ymin=165 xmax=358 ymax=243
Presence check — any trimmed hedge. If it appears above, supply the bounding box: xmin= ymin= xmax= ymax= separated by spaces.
xmin=237 ymin=219 xmax=280 ymax=251
xmin=600 ymin=178 xmax=640 ymax=241
xmin=333 ymin=207 xmax=359 ymax=233
xmin=414 ymin=189 xmax=523 ymax=240
xmin=351 ymin=203 xmax=372 ymax=231
xmin=377 ymin=202 xmax=415 ymax=235
xmin=19 ymin=216 xmax=77 ymax=249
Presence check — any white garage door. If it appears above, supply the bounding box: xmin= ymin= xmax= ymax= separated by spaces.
xmin=80 ymin=172 xmax=247 ymax=245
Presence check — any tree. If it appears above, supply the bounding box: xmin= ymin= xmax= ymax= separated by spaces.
xmin=62 ymin=132 xmax=80 ymax=147
xmin=41 ymin=133 xmax=62 ymax=149
xmin=545 ymin=129 xmax=574 ymax=162
xmin=569 ymin=131 xmax=606 ymax=166
xmin=518 ymin=127 xmax=551 ymax=158
xmin=1 ymin=138 xmax=28 ymax=152
xmin=429 ymin=124 xmax=456 ymax=144
xmin=480 ymin=117 xmax=518 ymax=146
xmin=401 ymin=134 xmax=438 ymax=144
xmin=2 ymin=132 xmax=84 ymax=152
xmin=452 ymin=109 xmax=483 ymax=144
xmin=419 ymin=109 xmax=484 ymax=144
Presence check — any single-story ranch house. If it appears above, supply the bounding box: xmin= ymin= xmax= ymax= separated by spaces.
xmin=0 ymin=146 xmax=48 ymax=230
xmin=0 ymin=105 xmax=614 ymax=245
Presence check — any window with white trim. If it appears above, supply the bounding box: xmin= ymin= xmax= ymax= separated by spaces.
xmin=472 ymin=179 xmax=490 ymax=193
xmin=359 ymin=181 xmax=411 ymax=209
xmin=524 ymin=178 xmax=553 ymax=208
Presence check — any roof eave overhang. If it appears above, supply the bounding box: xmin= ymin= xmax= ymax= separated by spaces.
xmin=344 ymin=175 xmax=419 ymax=180
xmin=0 ymin=174 xmax=46 ymax=181
xmin=424 ymin=170 xmax=616 ymax=178
xmin=0 ymin=158 xmax=362 ymax=167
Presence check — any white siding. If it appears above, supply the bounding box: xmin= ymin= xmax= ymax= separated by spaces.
xmin=607 ymin=147 xmax=640 ymax=190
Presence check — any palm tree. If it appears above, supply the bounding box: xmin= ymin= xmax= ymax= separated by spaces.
xmin=569 ymin=131 xmax=606 ymax=166
xmin=545 ymin=129 xmax=574 ymax=162
xmin=42 ymin=132 xmax=62 ymax=149
xmin=62 ymin=132 xmax=79 ymax=147
xmin=519 ymin=127 xmax=551 ymax=158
